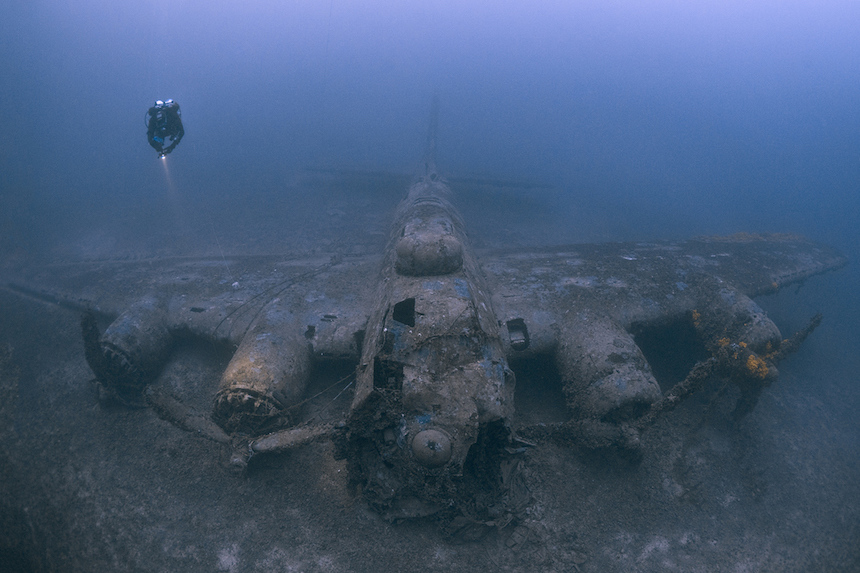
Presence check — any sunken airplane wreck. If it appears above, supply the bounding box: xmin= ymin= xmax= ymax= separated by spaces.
xmin=6 ymin=103 xmax=846 ymax=528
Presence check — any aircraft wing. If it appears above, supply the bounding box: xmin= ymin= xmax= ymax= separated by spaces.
xmin=6 ymin=233 xmax=846 ymax=359
xmin=482 ymin=234 xmax=848 ymax=358
xmin=4 ymin=254 xmax=380 ymax=358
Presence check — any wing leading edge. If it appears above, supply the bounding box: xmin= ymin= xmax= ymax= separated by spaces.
xmin=485 ymin=233 xmax=846 ymax=351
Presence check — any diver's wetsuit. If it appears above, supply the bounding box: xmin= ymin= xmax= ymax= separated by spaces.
xmin=146 ymin=101 xmax=184 ymax=156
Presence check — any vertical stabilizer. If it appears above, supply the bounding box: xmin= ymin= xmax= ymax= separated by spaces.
xmin=423 ymin=96 xmax=440 ymax=178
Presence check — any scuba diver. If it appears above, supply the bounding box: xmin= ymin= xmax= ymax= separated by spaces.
xmin=146 ymin=99 xmax=184 ymax=157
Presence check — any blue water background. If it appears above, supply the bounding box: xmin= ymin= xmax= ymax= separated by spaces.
xmin=2 ymin=1 xmax=857 ymax=243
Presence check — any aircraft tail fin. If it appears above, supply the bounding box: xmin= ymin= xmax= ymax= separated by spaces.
xmin=422 ymin=96 xmax=439 ymax=178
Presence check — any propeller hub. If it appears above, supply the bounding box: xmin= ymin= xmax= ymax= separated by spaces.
xmin=411 ymin=429 xmax=452 ymax=468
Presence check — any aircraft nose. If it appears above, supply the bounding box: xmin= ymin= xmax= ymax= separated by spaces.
xmin=411 ymin=429 xmax=452 ymax=468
